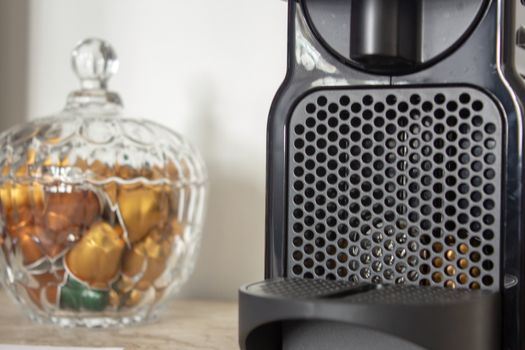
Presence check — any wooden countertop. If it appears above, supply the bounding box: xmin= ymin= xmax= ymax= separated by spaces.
xmin=0 ymin=292 xmax=238 ymax=349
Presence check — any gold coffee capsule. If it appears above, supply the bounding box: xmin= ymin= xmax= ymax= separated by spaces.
xmin=65 ymin=222 xmax=125 ymax=289
xmin=0 ymin=182 xmax=44 ymax=233
xmin=125 ymin=289 xmax=144 ymax=307
xmin=108 ymin=289 xmax=120 ymax=308
xmin=166 ymin=161 xmax=180 ymax=181
xmin=122 ymin=229 xmax=173 ymax=290
xmin=169 ymin=218 xmax=185 ymax=237
xmin=103 ymin=182 xmax=118 ymax=206
xmin=85 ymin=159 xmax=112 ymax=182
xmin=115 ymin=164 xmax=139 ymax=180
xmin=118 ymin=185 xmax=169 ymax=243
xmin=114 ymin=274 xmax=135 ymax=294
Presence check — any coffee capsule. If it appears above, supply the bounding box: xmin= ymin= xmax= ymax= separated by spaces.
xmin=65 ymin=222 xmax=125 ymax=288
xmin=118 ymin=185 xmax=169 ymax=243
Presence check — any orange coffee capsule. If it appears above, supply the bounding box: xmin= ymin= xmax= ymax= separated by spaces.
xmin=18 ymin=232 xmax=44 ymax=265
xmin=43 ymin=189 xmax=100 ymax=233
xmin=13 ymin=224 xmax=65 ymax=259
xmin=25 ymin=271 xmax=64 ymax=308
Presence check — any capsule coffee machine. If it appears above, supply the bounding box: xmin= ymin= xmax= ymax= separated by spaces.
xmin=239 ymin=0 xmax=525 ymax=349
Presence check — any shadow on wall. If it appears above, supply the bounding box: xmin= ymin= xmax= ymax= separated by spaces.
xmin=181 ymin=164 xmax=266 ymax=300
xmin=178 ymin=79 xmax=266 ymax=300
xmin=0 ymin=1 xmax=30 ymax=130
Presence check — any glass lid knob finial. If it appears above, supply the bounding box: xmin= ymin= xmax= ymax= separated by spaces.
xmin=71 ymin=38 xmax=119 ymax=90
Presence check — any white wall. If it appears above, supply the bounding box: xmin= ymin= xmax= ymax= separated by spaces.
xmin=0 ymin=0 xmax=288 ymax=300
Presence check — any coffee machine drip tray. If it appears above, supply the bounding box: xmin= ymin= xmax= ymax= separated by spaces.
xmin=239 ymin=278 xmax=500 ymax=350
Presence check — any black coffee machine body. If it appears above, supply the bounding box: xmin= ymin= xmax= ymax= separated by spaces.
xmin=240 ymin=1 xmax=525 ymax=349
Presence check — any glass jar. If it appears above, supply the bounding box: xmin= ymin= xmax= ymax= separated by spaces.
xmin=0 ymin=38 xmax=207 ymax=327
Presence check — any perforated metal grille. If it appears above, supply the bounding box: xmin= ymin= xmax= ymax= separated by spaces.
xmin=287 ymin=87 xmax=502 ymax=291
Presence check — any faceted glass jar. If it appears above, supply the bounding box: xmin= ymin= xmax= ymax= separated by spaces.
xmin=0 ymin=39 xmax=207 ymax=327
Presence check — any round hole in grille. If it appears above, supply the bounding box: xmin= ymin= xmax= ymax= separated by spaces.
xmin=340 ymin=96 xmax=350 ymax=106
xmin=386 ymin=95 xmax=397 ymax=105
xmin=434 ymin=93 xmax=446 ymax=104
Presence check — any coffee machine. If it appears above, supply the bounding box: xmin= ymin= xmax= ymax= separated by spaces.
xmin=239 ymin=1 xmax=525 ymax=349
